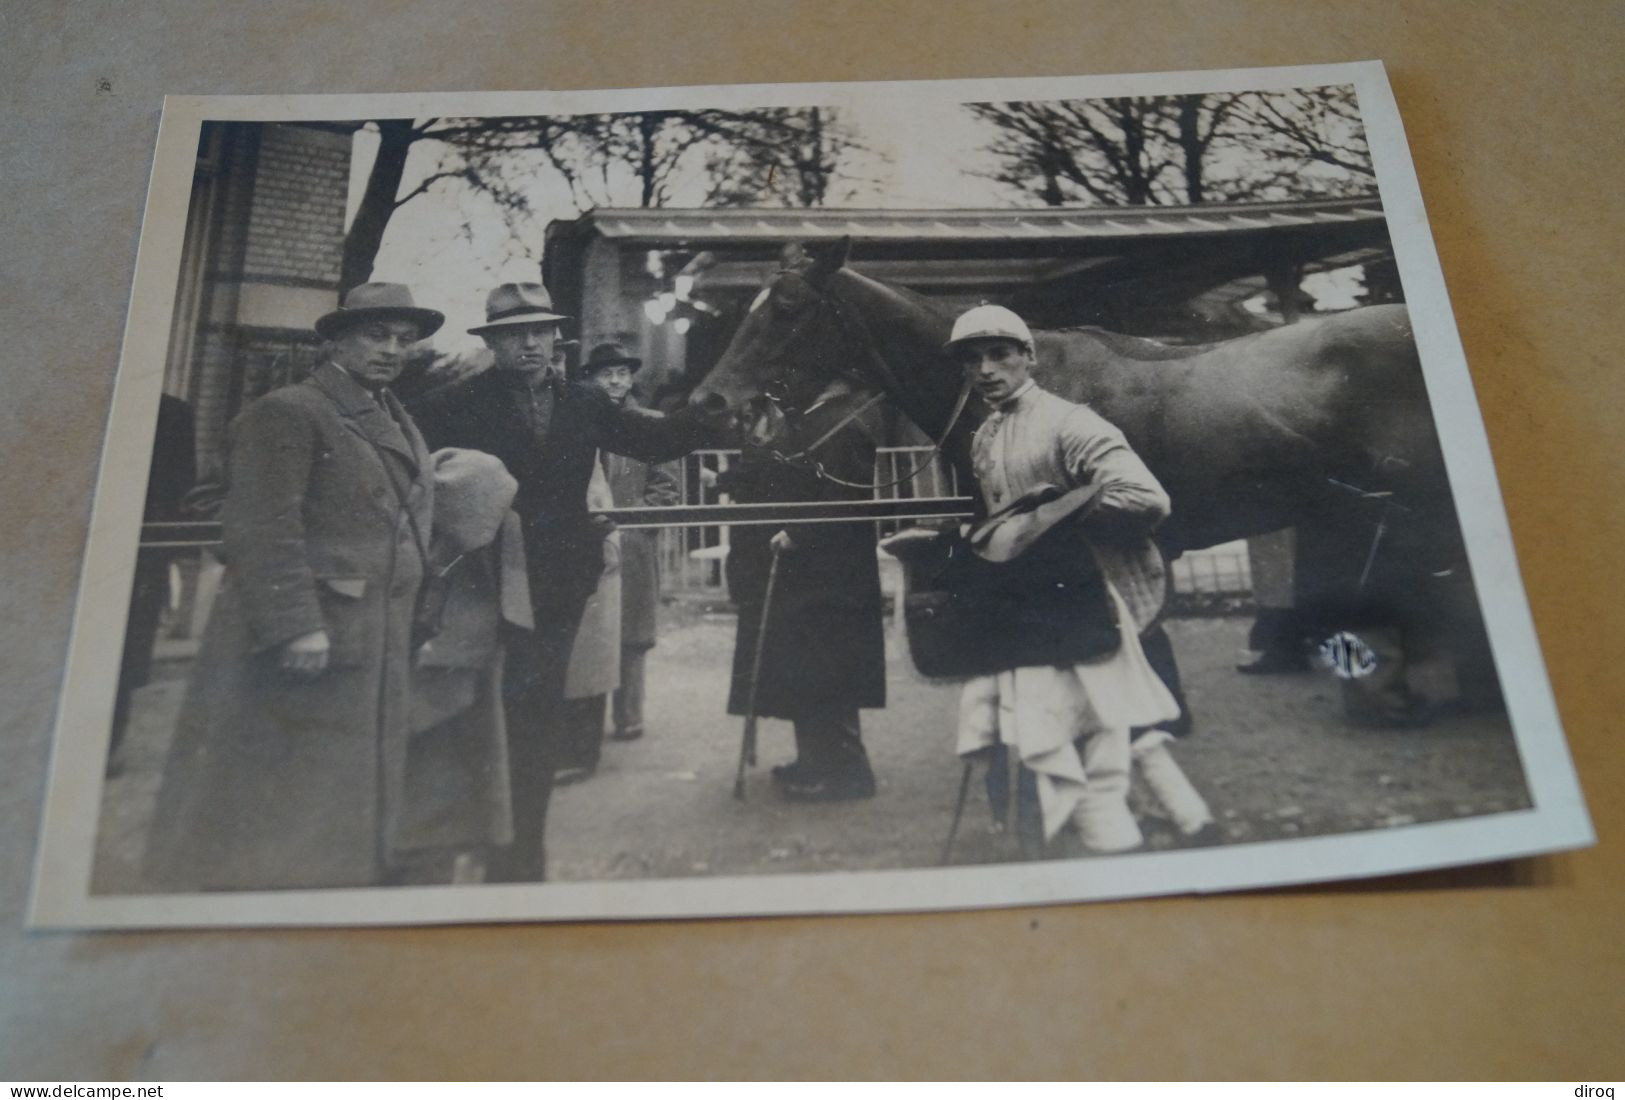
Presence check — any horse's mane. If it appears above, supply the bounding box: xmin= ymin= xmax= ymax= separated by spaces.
xmin=837 ymin=267 xmax=1226 ymax=364
xmin=1046 ymin=325 xmax=1222 ymax=361
xmin=877 ymin=278 xmax=943 ymax=315
xmin=837 ymin=267 xmax=947 ymax=327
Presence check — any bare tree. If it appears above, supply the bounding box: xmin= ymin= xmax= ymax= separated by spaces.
xmin=342 ymin=118 xmax=469 ymax=290
xmin=341 ymin=114 xmax=611 ymax=289
xmin=461 ymin=108 xmax=870 ymax=209
xmin=967 ymin=86 xmax=1375 ymax=209
xmin=1228 ymin=86 xmax=1375 ymax=180
xmin=700 ymin=107 xmax=870 ymax=207
xmin=340 ymin=108 xmax=868 ymax=289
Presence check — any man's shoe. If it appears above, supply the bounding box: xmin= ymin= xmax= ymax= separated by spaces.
xmin=608 ymin=726 xmax=644 ymax=742
xmin=770 ymin=760 xmax=808 ymax=785
xmin=483 ymin=847 xmax=546 ymax=884
xmin=554 ymin=765 xmax=596 ymax=786
xmin=779 ymin=772 xmax=877 ymax=802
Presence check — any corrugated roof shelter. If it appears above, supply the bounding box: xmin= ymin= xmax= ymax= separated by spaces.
xmin=541 ymin=197 xmax=1395 ymax=403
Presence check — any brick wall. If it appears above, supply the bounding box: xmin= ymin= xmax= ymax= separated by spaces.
xmin=187 ymin=122 xmax=353 ymax=471
xmin=241 ymin=124 xmax=350 ymax=285
xmin=187 ymin=124 xmax=258 ymax=473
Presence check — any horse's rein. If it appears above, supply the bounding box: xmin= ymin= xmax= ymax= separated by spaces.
xmin=754 ymin=266 xmax=975 ymax=492
xmin=769 ymin=390 xmax=889 ymax=464
xmin=770 ymin=374 xmax=974 ymax=492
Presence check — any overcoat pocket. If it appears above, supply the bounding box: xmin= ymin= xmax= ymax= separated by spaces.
xmin=320 ymin=576 xmax=368 ymax=599
xmin=316 ymin=575 xmax=371 ymax=667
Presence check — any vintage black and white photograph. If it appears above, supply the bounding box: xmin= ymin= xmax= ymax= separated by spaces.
xmin=30 ymin=63 xmax=1591 ymax=927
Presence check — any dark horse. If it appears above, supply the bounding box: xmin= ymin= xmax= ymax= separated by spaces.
xmin=690 ymin=238 xmax=1498 ymax=720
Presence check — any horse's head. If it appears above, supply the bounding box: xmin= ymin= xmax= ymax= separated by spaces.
xmin=690 ymin=237 xmax=860 ymax=419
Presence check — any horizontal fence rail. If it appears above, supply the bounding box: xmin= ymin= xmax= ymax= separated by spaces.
xmin=609 ymin=497 xmax=975 ymax=528
xmin=135 ymin=447 xmax=1258 ymax=599
xmin=138 ymin=497 xmax=976 ymax=546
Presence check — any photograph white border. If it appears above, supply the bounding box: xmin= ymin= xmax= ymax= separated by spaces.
xmin=28 ymin=60 xmax=1594 ymax=929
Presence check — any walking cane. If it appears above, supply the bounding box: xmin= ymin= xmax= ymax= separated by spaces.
xmin=734 ymin=546 xmax=782 ymax=801
xmin=939 ymin=759 xmax=975 ymax=865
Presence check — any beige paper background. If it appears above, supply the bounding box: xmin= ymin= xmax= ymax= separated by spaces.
xmin=2 ymin=0 xmax=1620 ymax=1079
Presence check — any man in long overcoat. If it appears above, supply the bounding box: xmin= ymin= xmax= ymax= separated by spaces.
xmin=408 ymin=284 xmax=714 ymax=880
xmin=581 ymin=342 xmax=680 ymax=743
xmin=556 ymin=454 xmax=623 ymax=780
xmin=724 ymin=379 xmax=886 ymax=801
xmin=147 ymin=283 xmax=443 ymax=891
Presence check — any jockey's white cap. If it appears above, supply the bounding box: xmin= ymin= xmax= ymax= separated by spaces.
xmin=943 ymin=304 xmax=1034 ymax=354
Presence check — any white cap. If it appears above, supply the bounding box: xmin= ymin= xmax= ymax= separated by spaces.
xmin=943 ymin=304 xmax=1034 ymax=353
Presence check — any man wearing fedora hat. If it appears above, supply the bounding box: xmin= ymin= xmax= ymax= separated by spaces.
xmin=148 ymin=282 xmax=447 ymax=890
xmin=409 ymin=283 xmax=715 ymax=882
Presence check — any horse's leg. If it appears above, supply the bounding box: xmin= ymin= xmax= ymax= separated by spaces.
xmin=1298 ymin=498 xmax=1496 ymax=725
xmin=1239 ymin=529 xmax=1312 ymax=673
xmin=1137 ymin=621 xmax=1192 ymax=736
xmin=984 ymin=745 xmax=1046 ymax=858
xmin=1439 ymin=563 xmax=1504 ymax=712
xmin=1293 ymin=506 xmax=1431 ymax=725
xmin=1372 ymin=513 xmax=1502 ymax=717
xmin=1014 ymin=760 xmax=1045 ymax=859
xmin=985 ymin=743 xmax=1011 ymax=828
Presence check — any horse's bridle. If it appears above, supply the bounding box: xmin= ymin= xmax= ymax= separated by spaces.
xmin=752 ymin=270 xmax=873 ymax=396
xmin=750 ymin=269 xmax=973 ymax=492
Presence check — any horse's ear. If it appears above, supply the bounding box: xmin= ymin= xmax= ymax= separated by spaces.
xmin=805 ymin=236 xmax=852 ymax=288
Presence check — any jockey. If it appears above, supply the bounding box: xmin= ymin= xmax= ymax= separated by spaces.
xmin=947 ymin=304 xmax=1216 ymax=852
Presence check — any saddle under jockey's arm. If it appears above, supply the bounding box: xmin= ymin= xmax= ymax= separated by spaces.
xmin=1062 ymin=406 xmax=1171 ymax=544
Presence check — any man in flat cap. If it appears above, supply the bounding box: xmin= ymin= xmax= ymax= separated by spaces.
xmin=149 ymin=282 xmax=444 ymax=891
xmin=409 ymin=283 xmax=714 ymax=882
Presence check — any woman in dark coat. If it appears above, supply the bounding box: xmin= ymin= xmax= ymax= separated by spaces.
xmin=724 ymin=381 xmax=886 ymax=801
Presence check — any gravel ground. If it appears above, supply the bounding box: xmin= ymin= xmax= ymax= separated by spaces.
xmin=91 ymin=606 xmax=1531 ymax=893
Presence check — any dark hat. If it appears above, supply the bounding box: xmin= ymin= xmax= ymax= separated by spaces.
xmin=468 ymin=283 xmax=570 ymax=335
xmin=315 ymin=282 xmax=444 ymax=341
xmin=581 ymin=341 xmax=643 ymax=374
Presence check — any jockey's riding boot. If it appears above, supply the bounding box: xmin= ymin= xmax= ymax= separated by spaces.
xmin=1074 ymin=793 xmax=1143 ymax=853
xmin=1075 ymin=727 xmax=1143 ymax=853
xmin=1131 ymin=728 xmax=1216 ymax=838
